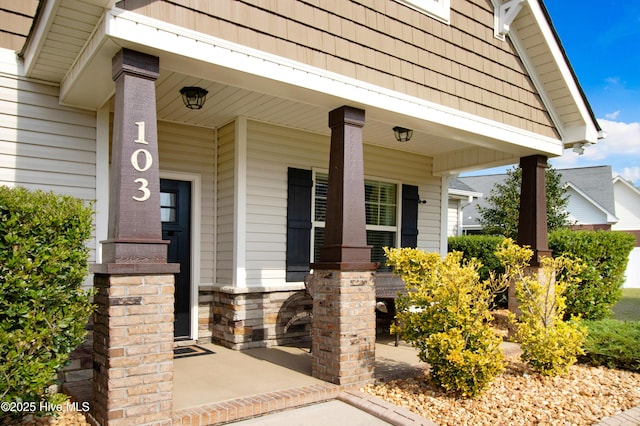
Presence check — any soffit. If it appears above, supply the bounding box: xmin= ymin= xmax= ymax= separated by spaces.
xmin=510 ymin=1 xmax=601 ymax=146
xmin=20 ymin=0 xmax=116 ymax=81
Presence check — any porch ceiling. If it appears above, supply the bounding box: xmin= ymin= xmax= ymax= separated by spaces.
xmin=153 ymin=70 xmax=473 ymax=159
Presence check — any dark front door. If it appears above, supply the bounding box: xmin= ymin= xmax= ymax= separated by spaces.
xmin=160 ymin=179 xmax=191 ymax=339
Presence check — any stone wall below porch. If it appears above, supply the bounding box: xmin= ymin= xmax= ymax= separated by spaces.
xmin=198 ymin=284 xmax=312 ymax=350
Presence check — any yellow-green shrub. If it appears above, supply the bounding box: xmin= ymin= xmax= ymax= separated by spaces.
xmin=495 ymin=240 xmax=587 ymax=376
xmin=385 ymin=248 xmax=505 ymax=397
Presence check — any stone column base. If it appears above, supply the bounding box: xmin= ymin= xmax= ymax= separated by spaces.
xmin=310 ymin=270 xmax=376 ymax=386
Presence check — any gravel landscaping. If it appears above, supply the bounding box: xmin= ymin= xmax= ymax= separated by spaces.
xmin=363 ymin=354 xmax=640 ymax=425
xmin=363 ymin=312 xmax=640 ymax=425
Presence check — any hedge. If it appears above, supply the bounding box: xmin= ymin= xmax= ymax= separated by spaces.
xmin=549 ymin=229 xmax=635 ymax=320
xmin=0 ymin=186 xmax=95 ymax=413
xmin=448 ymin=235 xmax=506 ymax=307
xmin=448 ymin=235 xmax=505 ymax=281
xmin=448 ymin=230 xmax=635 ymax=320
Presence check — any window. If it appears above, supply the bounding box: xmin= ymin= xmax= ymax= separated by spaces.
xmin=395 ymin=0 xmax=451 ymax=24
xmin=312 ymin=172 xmax=398 ymax=269
xmin=160 ymin=191 xmax=177 ymax=223
xmin=285 ymin=167 xmax=419 ymax=281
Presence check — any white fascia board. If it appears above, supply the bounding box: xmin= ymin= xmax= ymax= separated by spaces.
xmin=514 ymin=0 xmax=599 ymax=145
xmin=448 ymin=188 xmax=482 ymax=199
xmin=69 ymin=8 xmax=561 ymax=155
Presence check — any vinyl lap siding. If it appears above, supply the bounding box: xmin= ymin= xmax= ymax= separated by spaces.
xmin=216 ymin=122 xmax=236 ymax=285
xmin=0 ymin=78 xmax=96 ymax=198
xmin=245 ymin=121 xmax=329 ymax=287
xmin=0 ymin=55 xmax=97 ymax=261
xmin=245 ymin=120 xmax=441 ymax=287
xmin=613 ymin=184 xmax=640 ymax=231
xmin=448 ymin=200 xmax=460 ymax=236
xmin=565 ymin=187 xmax=608 ymax=226
xmin=157 ymin=121 xmax=215 ymax=285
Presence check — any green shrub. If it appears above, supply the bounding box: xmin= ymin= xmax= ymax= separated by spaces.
xmin=496 ymin=240 xmax=587 ymax=376
xmin=549 ymin=229 xmax=635 ymax=320
xmin=448 ymin=235 xmax=507 ymax=307
xmin=0 ymin=186 xmax=94 ymax=413
xmin=385 ymin=248 xmax=506 ymax=397
xmin=580 ymin=319 xmax=640 ymax=372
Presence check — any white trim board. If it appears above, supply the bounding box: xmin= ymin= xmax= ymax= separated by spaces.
xmin=160 ymin=170 xmax=202 ymax=341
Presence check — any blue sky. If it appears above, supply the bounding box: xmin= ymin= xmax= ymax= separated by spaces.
xmin=466 ymin=1 xmax=640 ymax=185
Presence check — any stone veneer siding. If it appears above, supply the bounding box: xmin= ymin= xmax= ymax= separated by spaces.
xmin=198 ymin=287 xmax=313 ymax=350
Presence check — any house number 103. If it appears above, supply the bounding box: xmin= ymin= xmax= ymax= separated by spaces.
xmin=132 ymin=121 xmax=152 ymax=202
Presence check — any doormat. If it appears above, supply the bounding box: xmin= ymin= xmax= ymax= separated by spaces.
xmin=173 ymin=345 xmax=215 ymax=359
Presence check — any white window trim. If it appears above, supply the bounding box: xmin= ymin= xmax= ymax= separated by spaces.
xmin=395 ymin=0 xmax=451 ymax=24
xmin=311 ymin=169 xmax=403 ymax=261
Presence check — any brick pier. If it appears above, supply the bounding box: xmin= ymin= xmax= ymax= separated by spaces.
xmin=91 ymin=273 xmax=175 ymax=425
xmin=310 ymin=270 xmax=376 ymax=385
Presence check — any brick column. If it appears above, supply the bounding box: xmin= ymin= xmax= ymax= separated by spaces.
xmin=311 ymin=270 xmax=376 ymax=385
xmin=310 ymin=106 xmax=376 ymax=386
xmin=91 ymin=48 xmax=179 ymax=425
xmin=92 ymin=274 xmax=174 ymax=425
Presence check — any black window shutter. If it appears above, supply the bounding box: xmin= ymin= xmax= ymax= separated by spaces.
xmin=401 ymin=184 xmax=419 ymax=248
xmin=286 ymin=168 xmax=313 ymax=281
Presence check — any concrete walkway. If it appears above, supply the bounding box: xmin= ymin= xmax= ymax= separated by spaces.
xmin=172 ymin=336 xmax=429 ymax=424
xmin=172 ymin=338 xmax=640 ymax=425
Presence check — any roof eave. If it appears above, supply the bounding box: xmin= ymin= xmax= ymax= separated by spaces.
xmin=509 ymin=0 xmax=602 ymax=148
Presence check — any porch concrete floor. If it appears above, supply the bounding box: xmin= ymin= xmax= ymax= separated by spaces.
xmin=173 ymin=334 xmax=425 ymax=411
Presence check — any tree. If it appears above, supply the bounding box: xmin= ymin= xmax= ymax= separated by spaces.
xmin=477 ymin=165 xmax=570 ymax=239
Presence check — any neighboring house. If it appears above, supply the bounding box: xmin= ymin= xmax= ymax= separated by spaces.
xmin=0 ymin=0 xmax=602 ymax=423
xmin=451 ymin=166 xmax=640 ymax=288
xmin=447 ymin=178 xmax=482 ymax=236
xmin=454 ymin=166 xmax=618 ymax=233
xmin=612 ymin=176 xmax=640 ymax=288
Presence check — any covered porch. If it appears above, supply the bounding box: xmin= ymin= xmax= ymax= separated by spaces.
xmin=20 ymin=3 xmax=598 ymax=425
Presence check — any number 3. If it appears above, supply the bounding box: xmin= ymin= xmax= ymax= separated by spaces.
xmin=133 ymin=178 xmax=150 ymax=201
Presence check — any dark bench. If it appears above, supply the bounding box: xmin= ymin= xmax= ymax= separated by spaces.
xmin=374 ymin=273 xmax=407 ymax=346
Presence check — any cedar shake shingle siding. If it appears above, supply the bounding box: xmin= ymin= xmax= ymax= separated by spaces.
xmin=117 ymin=0 xmax=558 ymax=139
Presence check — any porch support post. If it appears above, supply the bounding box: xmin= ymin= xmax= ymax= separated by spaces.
xmin=310 ymin=106 xmax=376 ymax=386
xmin=511 ymin=154 xmax=552 ymax=312
xmin=517 ymin=155 xmax=552 ymax=264
xmin=91 ymin=48 xmax=178 ymax=426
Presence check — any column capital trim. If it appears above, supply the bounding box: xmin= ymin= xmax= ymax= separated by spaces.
xmin=112 ymin=48 xmax=160 ymax=81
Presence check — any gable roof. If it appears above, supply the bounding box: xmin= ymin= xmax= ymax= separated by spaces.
xmin=509 ymin=0 xmax=603 ymax=147
xmin=564 ymin=182 xmax=617 ymax=224
xmin=453 ymin=165 xmax=616 ymax=228
xmin=613 ymin=176 xmax=640 ymax=197
xmin=448 ymin=178 xmax=482 ymax=198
